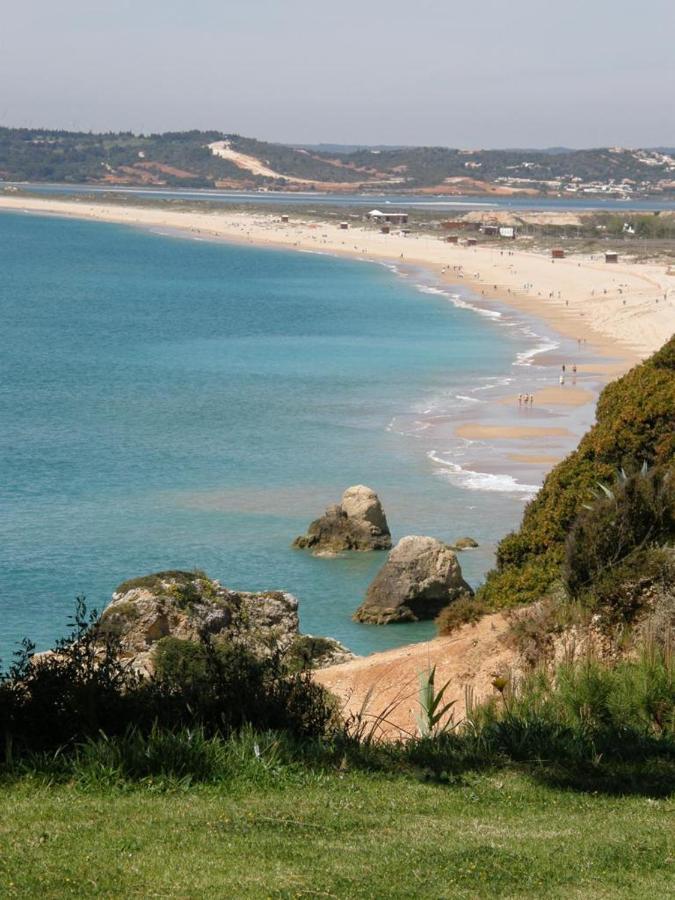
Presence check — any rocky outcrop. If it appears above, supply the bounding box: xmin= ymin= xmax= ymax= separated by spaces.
xmin=98 ymin=570 xmax=353 ymax=675
xmin=451 ymin=537 xmax=479 ymax=551
xmin=354 ymin=536 xmax=473 ymax=624
xmin=293 ymin=485 xmax=391 ymax=556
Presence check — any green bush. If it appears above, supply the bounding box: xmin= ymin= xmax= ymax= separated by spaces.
xmin=479 ymin=335 xmax=675 ymax=608
xmin=563 ymin=466 xmax=675 ymax=615
xmin=0 ymin=602 xmax=335 ymax=766
xmin=436 ymin=597 xmax=489 ymax=635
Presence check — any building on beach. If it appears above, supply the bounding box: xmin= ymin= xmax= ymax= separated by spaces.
xmin=480 ymin=223 xmax=517 ymax=239
xmin=367 ymin=210 xmax=409 ymax=225
xmin=551 ymin=248 xmax=566 ymax=259
xmin=605 ymin=251 xmax=619 ymax=263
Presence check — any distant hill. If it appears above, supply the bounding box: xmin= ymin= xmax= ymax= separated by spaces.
xmin=1 ymin=127 xmax=673 ymax=197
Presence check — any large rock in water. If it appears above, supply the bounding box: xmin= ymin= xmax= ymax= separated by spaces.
xmin=293 ymin=485 xmax=391 ymax=555
xmin=354 ymin=536 xmax=473 ymax=624
xmin=98 ymin=570 xmax=353 ymax=675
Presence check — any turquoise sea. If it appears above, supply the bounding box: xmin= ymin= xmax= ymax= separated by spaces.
xmin=0 ymin=211 xmax=591 ymax=662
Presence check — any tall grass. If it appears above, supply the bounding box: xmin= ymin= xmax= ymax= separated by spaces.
xmin=2 ymin=598 xmax=672 ymax=796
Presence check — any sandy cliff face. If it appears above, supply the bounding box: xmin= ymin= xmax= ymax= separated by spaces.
xmin=315 ymin=611 xmax=515 ymax=738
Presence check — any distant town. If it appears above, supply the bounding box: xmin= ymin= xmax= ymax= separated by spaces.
xmin=1 ymin=128 xmax=674 ymax=198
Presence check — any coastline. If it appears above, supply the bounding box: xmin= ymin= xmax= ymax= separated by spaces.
xmin=2 ymin=193 xmax=672 ymax=662
xmin=3 ymin=192 xmax=669 ymax=495
xmin=1 ymin=194 xmax=672 ymax=362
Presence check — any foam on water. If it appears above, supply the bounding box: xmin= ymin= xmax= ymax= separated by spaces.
xmin=428 ymin=452 xmax=540 ymax=496
xmin=415 ymin=283 xmax=503 ymax=319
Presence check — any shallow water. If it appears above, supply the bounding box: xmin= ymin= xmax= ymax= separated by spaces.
xmin=0 ymin=212 xmax=593 ymax=661
xmin=11 ymin=182 xmax=675 ymax=212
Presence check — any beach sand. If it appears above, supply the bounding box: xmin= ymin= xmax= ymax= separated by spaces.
xmin=501 ymin=386 xmax=595 ymax=406
xmin=2 ymin=193 xmax=672 ymax=494
xmin=507 ymin=453 xmax=563 ymax=465
xmin=456 ymin=423 xmax=572 ymax=440
xmin=1 ymin=195 xmax=673 ymax=361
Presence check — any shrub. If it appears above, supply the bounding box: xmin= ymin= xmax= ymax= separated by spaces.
xmin=504 ymin=595 xmax=586 ymax=667
xmin=479 ymin=336 xmax=675 ymax=608
xmin=286 ymin=635 xmax=337 ymax=672
xmin=563 ymin=466 xmax=675 ymax=614
xmin=0 ymin=601 xmax=335 ymax=766
xmin=436 ymin=597 xmax=488 ymax=635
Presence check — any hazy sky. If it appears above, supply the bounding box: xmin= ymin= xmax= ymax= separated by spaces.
xmin=1 ymin=0 xmax=673 ymax=147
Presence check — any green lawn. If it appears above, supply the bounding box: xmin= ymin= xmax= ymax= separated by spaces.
xmin=1 ymin=770 xmax=672 ymax=898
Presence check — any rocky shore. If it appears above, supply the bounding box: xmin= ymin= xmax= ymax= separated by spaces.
xmin=99 ymin=570 xmax=354 ymax=675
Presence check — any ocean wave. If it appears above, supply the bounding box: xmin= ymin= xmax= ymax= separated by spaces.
xmin=454 ymin=394 xmax=484 ymax=404
xmin=414 ymin=284 xmax=503 ymax=320
xmin=514 ymin=338 xmax=559 ymax=367
xmin=428 ymin=452 xmax=540 ymax=496
xmin=472 ymin=376 xmax=514 ymax=392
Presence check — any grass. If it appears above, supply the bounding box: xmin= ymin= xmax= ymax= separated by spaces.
xmin=1 ymin=769 xmax=673 ymax=899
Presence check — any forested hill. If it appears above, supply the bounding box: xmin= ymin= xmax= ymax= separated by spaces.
xmin=1 ymin=127 xmax=673 ymax=196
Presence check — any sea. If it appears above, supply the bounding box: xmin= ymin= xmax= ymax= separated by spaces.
xmin=0 ymin=210 xmax=601 ymax=663
xmin=8 ymin=182 xmax=675 ymax=212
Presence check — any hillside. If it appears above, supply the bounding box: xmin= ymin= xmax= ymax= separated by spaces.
xmin=1 ymin=127 xmax=674 ymax=196
xmin=479 ymin=335 xmax=675 ymax=608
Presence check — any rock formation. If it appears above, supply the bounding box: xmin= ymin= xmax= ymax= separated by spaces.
xmin=451 ymin=537 xmax=479 ymax=550
xmin=354 ymin=536 xmax=473 ymax=624
xmin=98 ymin=570 xmax=354 ymax=675
xmin=293 ymin=485 xmax=391 ymax=555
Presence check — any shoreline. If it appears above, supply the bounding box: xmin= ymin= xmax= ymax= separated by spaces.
xmin=2 ymin=193 xmax=670 ymax=663
xmin=2 ymin=194 xmax=664 ymax=492
xmin=1 ymin=194 xmax=672 ymax=362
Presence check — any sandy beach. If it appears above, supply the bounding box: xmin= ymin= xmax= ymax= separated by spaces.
xmin=1 ymin=194 xmax=673 ymax=361
xmin=2 ymin=193 xmax=673 ymax=485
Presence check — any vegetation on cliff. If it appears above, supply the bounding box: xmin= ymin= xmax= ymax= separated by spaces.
xmin=478 ymin=336 xmax=675 ymax=611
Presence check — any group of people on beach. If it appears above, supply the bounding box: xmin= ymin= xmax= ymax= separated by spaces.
xmin=518 ymin=393 xmax=535 ymax=406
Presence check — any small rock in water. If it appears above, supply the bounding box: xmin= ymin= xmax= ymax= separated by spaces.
xmin=451 ymin=537 xmax=479 ymax=551
xmin=293 ymin=485 xmax=391 ymax=555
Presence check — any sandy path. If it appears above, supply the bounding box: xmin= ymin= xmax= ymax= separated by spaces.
xmin=314 ymin=612 xmax=514 ymax=739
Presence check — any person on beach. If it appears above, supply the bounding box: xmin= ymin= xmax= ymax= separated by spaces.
xmin=559 ymin=375 xmax=565 ymax=385
xmin=518 ymin=393 xmax=523 ymax=406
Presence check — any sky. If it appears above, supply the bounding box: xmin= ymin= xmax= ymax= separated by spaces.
xmin=1 ymin=0 xmax=673 ymax=148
